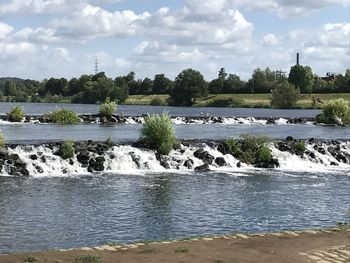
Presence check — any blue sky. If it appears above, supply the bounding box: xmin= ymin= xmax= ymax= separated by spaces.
xmin=0 ymin=0 xmax=349 ymax=81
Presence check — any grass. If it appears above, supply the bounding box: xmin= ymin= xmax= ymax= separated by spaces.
xmin=50 ymin=109 xmax=80 ymax=124
xmin=138 ymin=247 xmax=159 ymax=254
xmin=174 ymin=247 xmax=189 ymax=253
xmin=125 ymin=93 xmax=350 ymax=108
xmin=23 ymin=256 xmax=37 ymax=263
xmin=75 ymin=255 xmax=102 ymax=263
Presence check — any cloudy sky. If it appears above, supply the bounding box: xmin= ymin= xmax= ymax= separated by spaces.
xmin=0 ymin=0 xmax=349 ymax=81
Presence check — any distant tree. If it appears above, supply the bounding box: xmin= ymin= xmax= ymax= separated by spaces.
xmin=246 ymin=68 xmax=276 ymax=93
xmin=218 ymin=67 xmax=227 ymax=80
xmin=152 ymin=74 xmax=173 ymax=94
xmin=208 ymin=78 xmax=223 ymax=94
xmin=222 ymin=74 xmax=245 ymax=93
xmin=169 ymin=69 xmax=208 ymax=106
xmin=140 ymin=77 xmax=153 ymax=94
xmin=288 ymin=65 xmax=313 ymax=93
xmin=4 ymin=80 xmax=17 ymax=96
xmin=271 ymin=81 xmax=300 ymax=109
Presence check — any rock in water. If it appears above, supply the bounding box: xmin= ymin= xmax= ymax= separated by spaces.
xmin=334 ymin=115 xmax=343 ymax=126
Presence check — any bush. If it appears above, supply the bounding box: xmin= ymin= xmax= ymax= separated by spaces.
xmin=318 ymin=99 xmax=350 ymax=125
xmin=0 ymin=132 xmax=5 ymax=148
xmin=60 ymin=140 xmax=75 ymax=159
xmin=51 ymin=109 xmax=80 ymax=124
xmin=140 ymin=112 xmax=176 ymax=155
xmin=271 ymin=81 xmax=300 ymax=109
xmin=294 ymin=141 xmax=306 ymax=154
xmin=75 ymin=255 xmax=102 ymax=263
xmin=207 ymin=97 xmax=243 ymax=107
xmin=255 ymin=146 xmax=272 ymax=163
xmin=7 ymin=105 xmax=25 ymax=122
xmin=99 ymin=98 xmax=116 ymax=117
xmin=150 ymin=97 xmax=165 ymax=106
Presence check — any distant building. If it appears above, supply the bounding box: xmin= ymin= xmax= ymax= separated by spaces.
xmin=321 ymin=72 xmax=338 ymax=81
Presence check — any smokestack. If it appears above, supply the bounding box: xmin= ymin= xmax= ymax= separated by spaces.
xmin=296 ymin=53 xmax=300 ymax=65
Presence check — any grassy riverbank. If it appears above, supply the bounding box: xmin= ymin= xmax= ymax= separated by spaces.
xmin=125 ymin=93 xmax=350 ymax=108
xmin=1 ymin=227 xmax=348 ymax=263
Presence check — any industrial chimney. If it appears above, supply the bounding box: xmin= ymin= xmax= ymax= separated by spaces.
xmin=296 ymin=53 xmax=300 ymax=65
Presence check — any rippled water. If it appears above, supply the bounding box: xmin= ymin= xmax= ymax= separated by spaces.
xmin=0 ymin=102 xmax=321 ymax=117
xmin=0 ymin=171 xmax=348 ymax=253
xmin=1 ymin=122 xmax=350 ymax=144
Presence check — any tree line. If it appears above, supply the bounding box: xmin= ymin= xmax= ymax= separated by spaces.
xmin=0 ymin=65 xmax=349 ymax=105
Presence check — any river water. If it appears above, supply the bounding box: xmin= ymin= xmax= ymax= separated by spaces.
xmin=0 ymin=171 xmax=349 ymax=253
xmin=0 ymin=103 xmax=349 ymax=253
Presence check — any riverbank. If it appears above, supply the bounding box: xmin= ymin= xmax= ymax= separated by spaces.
xmin=1 ymin=227 xmax=349 ymax=263
xmin=125 ymin=93 xmax=350 ymax=108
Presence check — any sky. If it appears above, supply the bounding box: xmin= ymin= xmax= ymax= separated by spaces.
xmin=0 ymin=0 xmax=349 ymax=81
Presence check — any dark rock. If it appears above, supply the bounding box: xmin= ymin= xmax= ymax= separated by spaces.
xmin=41 ymin=156 xmax=46 ymax=163
xmin=183 ymin=159 xmax=194 ymax=169
xmin=30 ymin=154 xmax=38 ymax=160
xmin=266 ymin=118 xmax=275 ymax=124
xmin=0 ymin=149 xmax=9 ymax=158
xmin=77 ymin=150 xmax=90 ymax=164
xmin=276 ymin=142 xmax=292 ymax=152
xmin=194 ymin=163 xmax=210 ymax=172
xmin=214 ymin=157 xmax=226 ymax=166
xmin=69 ymin=159 xmax=74 ymax=165
xmin=130 ymin=152 xmax=141 ymax=168
xmin=88 ymin=157 xmax=105 ymax=172
xmin=317 ymin=147 xmax=326 ymax=155
xmin=193 ymin=148 xmax=214 ymax=164
xmin=217 ymin=143 xmax=229 ymax=155
xmin=34 ymin=164 xmax=43 ymax=173
xmin=254 ymin=158 xmax=279 ymax=168
xmin=237 ymin=162 xmax=241 ymax=168
xmin=286 ymin=136 xmax=294 ymax=141
xmin=336 ymin=154 xmax=347 ymax=164
xmin=330 ymin=161 xmax=338 ymax=166
xmin=306 ymin=151 xmax=316 ymax=159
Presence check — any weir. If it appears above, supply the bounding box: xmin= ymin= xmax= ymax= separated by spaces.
xmin=1 ymin=139 xmax=349 ymax=177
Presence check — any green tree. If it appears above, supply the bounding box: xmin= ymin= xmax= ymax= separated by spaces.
xmin=140 ymin=77 xmax=153 ymax=94
xmin=4 ymin=80 xmax=17 ymax=96
xmin=152 ymin=74 xmax=173 ymax=94
xmin=169 ymin=69 xmax=208 ymax=106
xmin=271 ymin=81 xmax=300 ymax=108
xmin=288 ymin=65 xmax=313 ymax=93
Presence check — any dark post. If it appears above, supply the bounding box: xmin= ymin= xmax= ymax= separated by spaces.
xmin=296 ymin=53 xmax=300 ymax=65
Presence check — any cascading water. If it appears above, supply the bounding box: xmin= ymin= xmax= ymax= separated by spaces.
xmin=1 ymin=140 xmax=349 ymax=177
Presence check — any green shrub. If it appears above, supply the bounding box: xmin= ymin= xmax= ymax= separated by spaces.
xmin=51 ymin=109 xmax=80 ymax=124
xmin=255 ymin=146 xmax=272 ymax=163
xmin=99 ymin=98 xmax=116 ymax=117
xmin=315 ymin=113 xmax=327 ymax=124
xmin=225 ymin=135 xmax=270 ymax=164
xmin=7 ymin=105 xmax=25 ymax=122
xmin=150 ymin=97 xmax=165 ymax=106
xmin=271 ymin=81 xmax=300 ymax=109
xmin=75 ymin=255 xmax=102 ymax=263
xmin=23 ymin=256 xmax=37 ymax=263
xmin=140 ymin=112 xmax=176 ymax=155
xmin=0 ymin=133 xmax=5 ymax=148
xmin=60 ymin=140 xmax=75 ymax=159
xmin=207 ymin=97 xmax=243 ymax=107
xmin=319 ymin=98 xmax=350 ymax=124
xmin=294 ymin=141 xmax=306 ymax=154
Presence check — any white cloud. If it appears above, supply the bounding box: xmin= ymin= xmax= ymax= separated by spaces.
xmin=262 ymin=33 xmax=280 ymax=46
xmin=0 ymin=0 xmax=77 ymax=15
xmin=0 ymin=21 xmax=13 ymax=39
xmin=50 ymin=4 xmax=150 ymax=40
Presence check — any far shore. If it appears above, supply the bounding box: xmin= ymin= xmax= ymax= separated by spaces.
xmin=0 ymin=226 xmax=349 ymax=263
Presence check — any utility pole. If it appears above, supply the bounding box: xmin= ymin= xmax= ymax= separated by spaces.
xmin=94 ymin=58 xmax=99 ymax=75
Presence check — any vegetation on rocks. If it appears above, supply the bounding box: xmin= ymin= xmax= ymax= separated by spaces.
xmin=315 ymin=98 xmax=350 ymax=125
xmin=219 ymin=135 xmax=277 ymax=168
xmin=0 ymin=132 xmax=5 ymax=148
xmin=294 ymin=141 xmax=306 ymax=154
xmin=7 ymin=105 xmax=25 ymax=122
xmin=51 ymin=109 xmax=80 ymax=124
xmin=99 ymin=98 xmax=116 ymax=117
xmin=140 ymin=112 xmax=176 ymax=155
xmin=60 ymin=140 xmax=75 ymax=160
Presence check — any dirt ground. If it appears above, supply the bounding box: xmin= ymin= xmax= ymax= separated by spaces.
xmin=1 ymin=229 xmax=349 ymax=263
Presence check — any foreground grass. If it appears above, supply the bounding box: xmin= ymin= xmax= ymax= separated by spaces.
xmin=125 ymin=93 xmax=350 ymax=108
